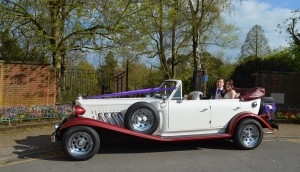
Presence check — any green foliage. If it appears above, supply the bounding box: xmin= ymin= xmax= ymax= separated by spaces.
xmin=123 ymin=61 xmax=164 ymax=91
xmin=77 ymin=60 xmax=95 ymax=70
xmin=0 ymin=30 xmax=25 ymax=61
xmin=231 ymin=49 xmax=300 ymax=87
xmin=234 ymin=49 xmax=300 ymax=76
xmin=61 ymin=60 xmax=99 ymax=102
xmin=101 ymin=51 xmax=118 ymax=72
xmin=0 ymin=29 xmax=48 ymax=63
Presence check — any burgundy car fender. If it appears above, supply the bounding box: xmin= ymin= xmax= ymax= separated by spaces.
xmin=60 ymin=117 xmax=173 ymax=141
xmin=226 ymin=112 xmax=274 ymax=135
xmin=59 ymin=117 xmax=233 ymax=142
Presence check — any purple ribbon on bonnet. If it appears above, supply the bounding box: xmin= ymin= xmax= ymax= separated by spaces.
xmin=84 ymin=87 xmax=177 ymax=99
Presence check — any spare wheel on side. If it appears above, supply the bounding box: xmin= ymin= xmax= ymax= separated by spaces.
xmin=125 ymin=102 xmax=160 ymax=135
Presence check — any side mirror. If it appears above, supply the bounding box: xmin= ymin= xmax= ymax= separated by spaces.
xmin=162 ymin=94 xmax=168 ymax=102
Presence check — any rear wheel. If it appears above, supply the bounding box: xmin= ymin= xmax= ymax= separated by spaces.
xmin=234 ymin=119 xmax=263 ymax=150
xmin=62 ymin=126 xmax=100 ymax=160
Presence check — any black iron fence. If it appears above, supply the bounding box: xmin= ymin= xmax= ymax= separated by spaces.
xmin=60 ymin=69 xmax=126 ymax=103
xmin=59 ymin=69 xmax=256 ymax=103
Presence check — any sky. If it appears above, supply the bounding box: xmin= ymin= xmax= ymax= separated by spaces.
xmin=216 ymin=0 xmax=300 ymax=61
xmin=89 ymin=0 xmax=300 ymax=66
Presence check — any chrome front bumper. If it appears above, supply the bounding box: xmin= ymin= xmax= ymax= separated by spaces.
xmin=50 ymin=117 xmax=69 ymax=143
xmin=51 ymin=132 xmax=57 ymax=143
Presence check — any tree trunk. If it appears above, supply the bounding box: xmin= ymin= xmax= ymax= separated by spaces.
xmin=49 ymin=1 xmax=65 ymax=104
xmin=158 ymin=1 xmax=171 ymax=79
xmin=192 ymin=27 xmax=201 ymax=91
xmin=53 ymin=51 xmax=62 ymax=104
xmin=171 ymin=24 xmax=176 ymax=79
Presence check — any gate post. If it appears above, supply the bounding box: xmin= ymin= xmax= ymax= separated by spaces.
xmin=196 ymin=64 xmax=207 ymax=96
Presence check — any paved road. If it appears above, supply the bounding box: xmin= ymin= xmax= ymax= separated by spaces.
xmin=1 ymin=138 xmax=300 ymax=172
xmin=1 ymin=123 xmax=300 ymax=162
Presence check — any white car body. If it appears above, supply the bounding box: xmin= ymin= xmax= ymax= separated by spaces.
xmin=52 ymin=79 xmax=276 ymax=161
xmin=75 ymin=80 xmax=260 ymax=137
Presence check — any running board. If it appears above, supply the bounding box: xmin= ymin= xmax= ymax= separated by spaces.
xmin=160 ymin=133 xmax=232 ymax=142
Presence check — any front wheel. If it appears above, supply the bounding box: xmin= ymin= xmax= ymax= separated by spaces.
xmin=62 ymin=126 xmax=100 ymax=161
xmin=234 ymin=119 xmax=263 ymax=150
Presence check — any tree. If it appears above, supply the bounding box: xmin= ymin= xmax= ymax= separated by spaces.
xmin=120 ymin=60 xmax=164 ymax=91
xmin=0 ymin=30 xmax=49 ymax=63
xmin=116 ymin=0 xmax=191 ymax=79
xmin=0 ymin=0 xmax=133 ymax=102
xmin=186 ymin=0 xmax=237 ymax=91
xmin=100 ymin=51 xmax=118 ymax=73
xmin=97 ymin=51 xmax=119 ymax=93
xmin=65 ymin=51 xmax=87 ymax=69
xmin=278 ymin=10 xmax=300 ymax=53
xmin=116 ymin=0 xmax=237 ymax=84
xmin=77 ymin=60 xmax=95 ymax=71
xmin=241 ymin=25 xmax=271 ymax=58
xmin=0 ymin=29 xmax=25 ymax=61
xmin=61 ymin=60 xmax=97 ymax=102
xmin=231 ymin=48 xmax=300 ymax=88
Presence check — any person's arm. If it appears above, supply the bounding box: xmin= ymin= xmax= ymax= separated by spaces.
xmin=230 ymin=90 xmax=237 ymax=99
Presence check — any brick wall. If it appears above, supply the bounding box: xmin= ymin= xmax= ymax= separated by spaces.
xmin=0 ymin=61 xmax=56 ymax=106
xmin=0 ymin=62 xmax=3 ymax=105
xmin=253 ymin=71 xmax=300 ymax=105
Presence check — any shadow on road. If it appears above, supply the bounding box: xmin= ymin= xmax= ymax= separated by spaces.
xmin=12 ymin=135 xmax=61 ymax=159
xmin=12 ymin=135 xmax=238 ymax=162
xmin=99 ymin=139 xmax=237 ymax=154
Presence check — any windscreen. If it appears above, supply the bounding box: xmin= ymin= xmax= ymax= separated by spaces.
xmin=154 ymin=81 xmax=179 ymax=99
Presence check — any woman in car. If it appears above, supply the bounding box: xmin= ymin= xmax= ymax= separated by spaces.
xmin=224 ymin=80 xmax=239 ymax=99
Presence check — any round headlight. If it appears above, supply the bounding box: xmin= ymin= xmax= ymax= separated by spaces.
xmin=54 ymin=123 xmax=60 ymax=129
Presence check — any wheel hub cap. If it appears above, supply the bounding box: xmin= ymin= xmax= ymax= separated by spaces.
xmin=132 ymin=109 xmax=153 ymax=132
xmin=68 ymin=132 xmax=93 ymax=156
xmin=241 ymin=124 xmax=259 ymax=146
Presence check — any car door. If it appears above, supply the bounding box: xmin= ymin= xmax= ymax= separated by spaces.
xmin=168 ymin=99 xmax=211 ymax=131
xmin=209 ymin=99 xmax=241 ymax=128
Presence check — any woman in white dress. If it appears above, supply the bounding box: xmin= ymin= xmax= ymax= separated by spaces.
xmin=224 ymin=80 xmax=238 ymax=99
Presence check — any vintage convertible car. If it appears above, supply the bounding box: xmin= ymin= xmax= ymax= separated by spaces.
xmin=51 ymin=80 xmax=277 ymax=160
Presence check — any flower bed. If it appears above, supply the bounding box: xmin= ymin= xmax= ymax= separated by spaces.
xmin=275 ymin=104 xmax=300 ymax=119
xmin=0 ymin=105 xmax=72 ymax=125
xmin=275 ymin=112 xmax=300 ymax=124
xmin=275 ymin=112 xmax=300 ymax=119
